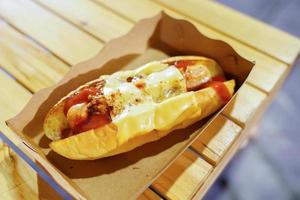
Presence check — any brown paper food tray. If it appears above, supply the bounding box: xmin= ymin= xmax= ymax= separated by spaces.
xmin=6 ymin=12 xmax=254 ymax=200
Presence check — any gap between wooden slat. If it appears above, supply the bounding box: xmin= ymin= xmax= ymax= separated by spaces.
xmin=190 ymin=114 xmax=243 ymax=166
xmin=0 ymin=67 xmax=33 ymax=94
xmin=151 ymin=149 xmax=213 ymax=200
xmin=35 ymin=0 xmax=134 ymax=43
xmin=245 ymin=81 xmax=269 ymax=94
xmin=145 ymin=187 xmax=165 ymax=200
xmin=90 ymin=0 xmax=136 ymax=24
xmin=222 ymin=83 xmax=267 ymax=126
xmin=0 ymin=0 xmax=103 ymax=66
xmin=32 ymin=0 xmax=105 ymax=43
xmin=0 ymin=20 xmax=70 ymax=93
xmin=189 ymin=143 xmax=217 ymax=167
xmin=0 ymin=15 xmax=71 ymax=69
xmin=0 ymin=19 xmax=72 ymax=68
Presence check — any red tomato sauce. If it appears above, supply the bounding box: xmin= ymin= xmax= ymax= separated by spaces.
xmin=194 ymin=78 xmax=231 ymax=103
xmin=64 ymin=86 xmax=111 ymax=135
xmin=72 ymin=114 xmax=111 ymax=134
xmin=64 ymin=87 xmax=99 ymax=115
xmin=209 ymin=81 xmax=231 ymax=103
xmin=211 ymin=75 xmax=226 ymax=82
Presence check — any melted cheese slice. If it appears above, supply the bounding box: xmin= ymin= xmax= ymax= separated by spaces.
xmin=114 ymin=92 xmax=197 ymax=145
xmin=102 ymin=62 xmax=186 ymax=120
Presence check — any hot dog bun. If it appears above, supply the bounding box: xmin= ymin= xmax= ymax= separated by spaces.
xmin=44 ymin=56 xmax=234 ymax=160
xmin=49 ymin=80 xmax=234 ymax=160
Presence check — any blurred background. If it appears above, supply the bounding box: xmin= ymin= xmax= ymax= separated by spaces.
xmin=205 ymin=0 xmax=300 ymax=200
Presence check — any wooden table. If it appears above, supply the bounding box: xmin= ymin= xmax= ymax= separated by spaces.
xmin=0 ymin=0 xmax=299 ymax=199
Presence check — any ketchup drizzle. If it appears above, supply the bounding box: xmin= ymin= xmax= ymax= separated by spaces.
xmin=72 ymin=114 xmax=111 ymax=134
xmin=64 ymin=87 xmax=99 ymax=115
xmin=64 ymin=84 xmax=111 ymax=135
xmin=209 ymin=81 xmax=231 ymax=103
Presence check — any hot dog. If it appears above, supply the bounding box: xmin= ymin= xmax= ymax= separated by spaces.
xmin=44 ymin=56 xmax=235 ymax=160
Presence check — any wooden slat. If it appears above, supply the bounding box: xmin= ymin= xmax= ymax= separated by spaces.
xmin=94 ymin=0 xmax=187 ymax=23
xmin=0 ymin=182 xmax=38 ymax=200
xmin=152 ymin=150 xmax=212 ymax=200
xmin=191 ymin=115 xmax=242 ymax=165
xmin=0 ymin=21 xmax=69 ymax=92
xmin=0 ymin=143 xmax=38 ymax=200
xmin=247 ymin=60 xmax=287 ymax=93
xmin=137 ymin=189 xmax=163 ymax=200
xmin=0 ymin=142 xmax=62 ymax=200
xmin=0 ymin=0 xmax=103 ymax=65
xmin=0 ymin=71 xmax=37 ymax=199
xmin=35 ymin=0 xmax=133 ymax=42
xmin=0 ymin=69 xmax=65 ymax=199
xmin=96 ymin=0 xmax=288 ymax=93
xmin=223 ymin=84 xmax=267 ymax=125
xmin=192 ymin=125 xmax=255 ymax=200
xmin=154 ymin=0 xmax=300 ymax=64
xmin=0 ymin=71 xmax=31 ymax=135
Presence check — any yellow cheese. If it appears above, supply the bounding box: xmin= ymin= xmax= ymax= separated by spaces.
xmin=112 ymin=91 xmax=197 ymax=145
xmin=154 ymin=92 xmax=197 ymax=131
